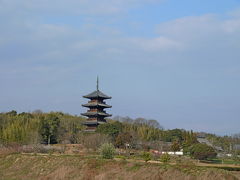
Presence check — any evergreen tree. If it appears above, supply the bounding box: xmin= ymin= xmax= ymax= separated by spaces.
xmin=40 ymin=113 xmax=60 ymax=145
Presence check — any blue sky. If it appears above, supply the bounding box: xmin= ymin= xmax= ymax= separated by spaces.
xmin=1 ymin=0 xmax=240 ymax=135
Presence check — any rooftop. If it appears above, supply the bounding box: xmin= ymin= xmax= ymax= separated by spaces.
xmin=82 ymin=102 xmax=112 ymax=108
xmin=83 ymin=121 xmax=106 ymax=125
xmin=81 ymin=111 xmax=112 ymax=117
xmin=83 ymin=90 xmax=111 ymax=99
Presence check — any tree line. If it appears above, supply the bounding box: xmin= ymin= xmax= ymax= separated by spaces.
xmin=0 ymin=110 xmax=85 ymax=145
xmin=0 ymin=111 xmax=197 ymax=146
xmin=0 ymin=110 xmax=239 ymax=159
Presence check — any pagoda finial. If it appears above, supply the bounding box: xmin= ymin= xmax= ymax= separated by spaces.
xmin=97 ymin=76 xmax=99 ymax=91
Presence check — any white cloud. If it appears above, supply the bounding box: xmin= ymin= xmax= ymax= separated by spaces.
xmin=157 ymin=14 xmax=220 ymax=41
xmin=223 ymin=19 xmax=240 ymax=33
xmin=156 ymin=12 xmax=240 ymax=52
xmin=1 ymin=4 xmax=240 ymax=69
xmin=134 ymin=37 xmax=183 ymax=52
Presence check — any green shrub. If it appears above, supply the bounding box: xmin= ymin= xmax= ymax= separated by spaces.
xmin=99 ymin=143 xmax=115 ymax=159
xmin=141 ymin=151 xmax=151 ymax=162
xmin=189 ymin=143 xmax=217 ymax=160
xmin=160 ymin=153 xmax=170 ymax=163
xmin=115 ymin=155 xmax=127 ymax=160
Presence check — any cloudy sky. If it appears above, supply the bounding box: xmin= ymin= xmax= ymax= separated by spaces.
xmin=1 ymin=0 xmax=240 ymax=135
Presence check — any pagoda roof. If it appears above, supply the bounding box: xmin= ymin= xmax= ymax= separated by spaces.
xmin=83 ymin=121 xmax=99 ymax=125
xmin=83 ymin=90 xmax=111 ymax=99
xmin=82 ymin=103 xmax=112 ymax=108
xmin=81 ymin=112 xmax=112 ymax=117
xmin=83 ymin=120 xmax=106 ymax=125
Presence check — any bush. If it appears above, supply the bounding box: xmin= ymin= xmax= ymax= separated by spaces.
xmin=115 ymin=155 xmax=127 ymax=160
xmin=189 ymin=143 xmax=217 ymax=160
xmin=77 ymin=133 xmax=110 ymax=151
xmin=171 ymin=141 xmax=181 ymax=152
xmin=141 ymin=152 xmax=151 ymax=162
xmin=115 ymin=132 xmax=133 ymax=148
xmin=99 ymin=143 xmax=115 ymax=159
xmin=160 ymin=153 xmax=170 ymax=163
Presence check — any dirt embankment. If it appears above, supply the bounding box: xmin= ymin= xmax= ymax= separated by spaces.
xmin=0 ymin=154 xmax=240 ymax=180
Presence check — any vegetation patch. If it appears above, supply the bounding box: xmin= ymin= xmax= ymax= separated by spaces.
xmin=211 ymin=166 xmax=240 ymax=171
xmin=127 ymin=163 xmax=143 ymax=171
xmin=99 ymin=143 xmax=115 ymax=159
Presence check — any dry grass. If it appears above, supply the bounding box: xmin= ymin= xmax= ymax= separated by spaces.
xmin=0 ymin=153 xmax=240 ymax=180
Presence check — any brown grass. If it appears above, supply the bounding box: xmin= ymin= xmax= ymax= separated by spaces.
xmin=0 ymin=153 xmax=240 ymax=180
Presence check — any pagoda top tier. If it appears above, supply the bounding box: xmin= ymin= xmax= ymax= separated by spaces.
xmin=83 ymin=77 xmax=111 ymax=100
xmin=83 ymin=90 xmax=111 ymax=100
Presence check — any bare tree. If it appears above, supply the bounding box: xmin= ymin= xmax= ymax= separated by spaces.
xmin=147 ymin=119 xmax=163 ymax=129
xmin=76 ymin=133 xmax=110 ymax=151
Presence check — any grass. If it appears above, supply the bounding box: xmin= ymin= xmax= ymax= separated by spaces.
xmin=214 ymin=166 xmax=240 ymax=171
xmin=127 ymin=163 xmax=143 ymax=171
xmin=1 ymin=153 xmax=240 ymax=180
xmin=200 ymin=158 xmax=240 ymax=165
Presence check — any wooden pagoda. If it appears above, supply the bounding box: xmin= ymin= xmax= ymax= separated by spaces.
xmin=81 ymin=78 xmax=112 ymax=132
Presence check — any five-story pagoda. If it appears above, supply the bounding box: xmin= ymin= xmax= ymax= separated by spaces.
xmin=81 ymin=78 xmax=112 ymax=131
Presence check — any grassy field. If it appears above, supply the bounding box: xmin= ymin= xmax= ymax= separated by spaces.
xmin=199 ymin=158 xmax=240 ymax=165
xmin=1 ymin=153 xmax=240 ymax=180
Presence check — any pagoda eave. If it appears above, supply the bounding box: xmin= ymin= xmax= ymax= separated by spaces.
xmin=81 ymin=113 xmax=112 ymax=117
xmin=83 ymin=121 xmax=106 ymax=125
xmin=83 ymin=90 xmax=112 ymax=100
xmin=83 ymin=121 xmax=98 ymax=125
xmin=82 ymin=103 xmax=112 ymax=108
xmin=83 ymin=96 xmax=111 ymax=100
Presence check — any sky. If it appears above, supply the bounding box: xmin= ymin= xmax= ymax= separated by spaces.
xmin=0 ymin=0 xmax=240 ymax=135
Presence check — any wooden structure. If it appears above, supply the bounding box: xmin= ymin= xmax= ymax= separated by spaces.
xmin=81 ymin=78 xmax=112 ymax=131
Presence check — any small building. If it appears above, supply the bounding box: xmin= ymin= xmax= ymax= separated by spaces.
xmin=81 ymin=78 xmax=112 ymax=132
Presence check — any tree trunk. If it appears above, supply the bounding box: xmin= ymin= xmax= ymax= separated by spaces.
xmin=48 ymin=135 xmax=51 ymax=145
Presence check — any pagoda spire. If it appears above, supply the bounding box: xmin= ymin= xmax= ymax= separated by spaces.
xmin=97 ymin=76 xmax=99 ymax=91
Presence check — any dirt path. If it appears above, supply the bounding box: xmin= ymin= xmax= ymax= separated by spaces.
xmin=115 ymin=158 xmax=240 ymax=169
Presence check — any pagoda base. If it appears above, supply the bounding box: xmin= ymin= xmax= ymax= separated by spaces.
xmin=83 ymin=120 xmax=107 ymax=132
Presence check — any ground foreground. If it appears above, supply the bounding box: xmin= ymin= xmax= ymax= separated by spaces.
xmin=0 ymin=154 xmax=240 ymax=180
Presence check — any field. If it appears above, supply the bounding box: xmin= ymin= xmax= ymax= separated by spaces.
xmin=1 ymin=153 xmax=240 ymax=180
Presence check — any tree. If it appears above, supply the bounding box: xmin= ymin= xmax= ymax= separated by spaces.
xmin=18 ymin=112 xmax=33 ymax=119
xmin=6 ymin=110 xmax=17 ymax=116
xmin=40 ymin=113 xmax=60 ymax=145
xmin=160 ymin=153 xmax=170 ymax=163
xmin=0 ymin=111 xmax=86 ymax=145
xmin=147 ymin=119 xmax=163 ymax=129
xmin=182 ymin=130 xmax=197 ymax=148
xmin=77 ymin=133 xmax=110 ymax=150
xmin=115 ymin=132 xmax=133 ymax=148
xmin=171 ymin=141 xmax=181 ymax=152
xmin=189 ymin=143 xmax=217 ymax=160
xmin=134 ymin=118 xmax=147 ymax=125
xmin=96 ymin=121 xmax=122 ymax=138
xmin=32 ymin=109 xmax=43 ymax=114
xmin=99 ymin=143 xmax=115 ymax=159
xmin=116 ymin=116 xmax=134 ymax=124
xmin=141 ymin=152 xmax=152 ymax=162
xmin=162 ymin=129 xmax=184 ymax=142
